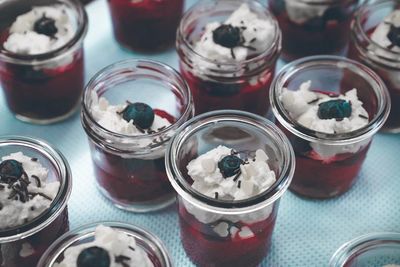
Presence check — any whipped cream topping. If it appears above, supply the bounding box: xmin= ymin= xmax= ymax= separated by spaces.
xmin=55 ymin=225 xmax=154 ymax=267
xmin=284 ymin=0 xmax=331 ymax=24
xmin=194 ymin=3 xmax=275 ymax=63
xmin=3 ymin=5 xmax=75 ymax=55
xmin=371 ymin=10 xmax=400 ymax=53
xmin=0 ymin=152 xmax=60 ymax=230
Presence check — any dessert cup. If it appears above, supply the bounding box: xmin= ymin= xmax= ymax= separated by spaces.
xmin=81 ymin=59 xmax=194 ymax=212
xmin=269 ymin=0 xmax=359 ymax=61
xmin=0 ymin=0 xmax=88 ymax=124
xmin=270 ymin=56 xmax=391 ymax=199
xmin=176 ymin=0 xmax=281 ymax=116
xmin=348 ymin=0 xmax=400 ymax=133
xmin=0 ymin=136 xmax=72 ymax=267
xmin=107 ymin=0 xmax=184 ymax=52
xmin=166 ymin=110 xmax=295 ymax=267
xmin=38 ymin=222 xmax=172 ymax=267
xmin=330 ymin=233 xmax=400 ymax=267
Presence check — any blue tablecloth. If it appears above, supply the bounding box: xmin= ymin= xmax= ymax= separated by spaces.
xmin=1 ymin=1 xmax=399 ymax=266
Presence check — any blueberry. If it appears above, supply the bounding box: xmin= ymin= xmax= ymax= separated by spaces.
xmin=213 ymin=24 xmax=241 ymax=48
xmin=0 ymin=160 xmax=23 ymax=181
xmin=318 ymin=99 xmax=352 ymax=121
xmin=303 ymin=17 xmax=326 ymax=32
xmin=34 ymin=15 xmax=58 ymax=37
xmin=77 ymin=246 xmax=110 ymax=267
xmin=218 ymin=155 xmax=243 ymax=178
xmin=387 ymin=24 xmax=400 ymax=47
xmin=122 ymin=102 xmax=155 ymax=129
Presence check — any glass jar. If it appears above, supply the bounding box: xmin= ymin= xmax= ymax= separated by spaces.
xmin=107 ymin=0 xmax=184 ymax=52
xmin=81 ymin=59 xmax=194 ymax=212
xmin=330 ymin=233 xmax=400 ymax=267
xmin=348 ymin=0 xmax=400 ymax=133
xmin=0 ymin=0 xmax=88 ymax=124
xmin=176 ymin=0 xmax=281 ymax=116
xmin=270 ymin=56 xmax=391 ymax=199
xmin=165 ymin=110 xmax=295 ymax=267
xmin=0 ymin=136 xmax=72 ymax=267
xmin=37 ymin=222 xmax=172 ymax=267
xmin=269 ymin=0 xmax=359 ymax=61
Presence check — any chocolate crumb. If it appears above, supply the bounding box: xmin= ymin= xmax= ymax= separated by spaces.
xmin=233 ymin=172 xmax=241 ymax=182
xmin=30 ymin=157 xmax=38 ymax=162
xmin=0 ymin=184 xmax=4 ymax=190
xmin=0 ymin=203 xmax=3 ymax=210
xmin=307 ymin=98 xmax=320 ymax=105
xmin=238 ymin=181 xmax=241 ymax=189
xmin=30 ymin=206 xmax=35 ymax=211
xmin=31 ymin=175 xmax=41 ymax=188
xmin=250 ymin=37 xmax=257 ymax=43
xmin=359 ymin=114 xmax=368 ymax=120
xmin=215 ymin=192 xmax=219 ymax=199
xmin=128 ymin=246 xmax=135 ymax=251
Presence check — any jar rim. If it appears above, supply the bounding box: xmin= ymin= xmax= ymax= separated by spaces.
xmin=37 ymin=221 xmax=173 ymax=267
xmin=0 ymin=0 xmax=88 ymax=64
xmin=165 ymin=110 xmax=295 ymax=214
xmin=270 ymin=55 xmax=391 ymax=145
xmin=329 ymin=232 xmax=400 ymax=267
xmin=0 ymin=136 xmax=72 ymax=242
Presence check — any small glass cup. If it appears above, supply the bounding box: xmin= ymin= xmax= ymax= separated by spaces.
xmin=348 ymin=0 xmax=400 ymax=133
xmin=330 ymin=233 xmax=400 ymax=267
xmin=37 ymin=222 xmax=172 ymax=267
xmin=0 ymin=0 xmax=88 ymax=124
xmin=270 ymin=56 xmax=391 ymax=199
xmin=176 ymin=0 xmax=281 ymax=116
xmin=0 ymin=136 xmax=72 ymax=267
xmin=269 ymin=0 xmax=359 ymax=61
xmin=165 ymin=110 xmax=295 ymax=267
xmin=81 ymin=59 xmax=194 ymax=212
xmin=107 ymin=0 xmax=184 ymax=52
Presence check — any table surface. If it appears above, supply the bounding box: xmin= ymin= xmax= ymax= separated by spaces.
xmin=1 ymin=1 xmax=399 ymax=266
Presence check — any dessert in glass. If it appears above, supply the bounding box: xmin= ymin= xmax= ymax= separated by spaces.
xmin=348 ymin=0 xmax=400 ymax=133
xmin=81 ymin=59 xmax=193 ymax=212
xmin=38 ymin=222 xmax=172 ymax=267
xmin=269 ymin=0 xmax=359 ymax=61
xmin=330 ymin=233 xmax=400 ymax=267
xmin=165 ymin=110 xmax=295 ymax=267
xmin=0 ymin=0 xmax=88 ymax=124
xmin=0 ymin=136 xmax=72 ymax=267
xmin=107 ymin=0 xmax=184 ymax=52
xmin=270 ymin=56 xmax=391 ymax=199
xmin=176 ymin=0 xmax=281 ymax=116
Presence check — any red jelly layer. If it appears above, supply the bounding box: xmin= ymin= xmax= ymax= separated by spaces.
xmin=0 ymin=208 xmax=69 ymax=267
xmin=180 ymin=63 xmax=274 ymax=116
xmin=107 ymin=0 xmax=183 ymax=52
xmin=178 ymin=204 xmax=278 ymax=267
xmin=0 ymin=48 xmax=84 ymax=121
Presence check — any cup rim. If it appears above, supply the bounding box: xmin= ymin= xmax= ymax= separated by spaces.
xmin=37 ymin=221 xmax=173 ymax=267
xmin=270 ymin=55 xmax=391 ymax=145
xmin=165 ymin=110 xmax=295 ymax=214
xmin=0 ymin=0 xmax=88 ymax=63
xmin=329 ymin=232 xmax=400 ymax=267
xmin=0 ymin=135 xmax=72 ymax=242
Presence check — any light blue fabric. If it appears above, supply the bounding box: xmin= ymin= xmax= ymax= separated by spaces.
xmin=0 ymin=0 xmax=399 ymax=266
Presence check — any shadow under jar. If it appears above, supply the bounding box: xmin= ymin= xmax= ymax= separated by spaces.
xmin=81 ymin=59 xmax=194 ymax=213
xmin=107 ymin=0 xmax=184 ymax=52
xmin=270 ymin=56 xmax=391 ymax=199
xmin=166 ymin=110 xmax=295 ymax=267
xmin=0 ymin=0 xmax=88 ymax=124
xmin=38 ymin=222 xmax=172 ymax=267
xmin=348 ymin=0 xmax=400 ymax=133
xmin=0 ymin=136 xmax=72 ymax=267
xmin=177 ymin=0 xmax=281 ymax=116
xmin=269 ymin=0 xmax=359 ymax=61
xmin=330 ymin=233 xmax=400 ymax=267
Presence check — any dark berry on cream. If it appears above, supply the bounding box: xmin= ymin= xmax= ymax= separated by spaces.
xmin=34 ymin=15 xmax=58 ymax=37
xmin=121 ymin=102 xmax=155 ymax=129
xmin=218 ymin=155 xmax=243 ymax=178
xmin=387 ymin=24 xmax=400 ymax=47
xmin=212 ymin=24 xmax=241 ymax=48
xmin=0 ymin=160 xmax=23 ymax=182
xmin=77 ymin=246 xmax=111 ymax=267
xmin=318 ymin=99 xmax=352 ymax=121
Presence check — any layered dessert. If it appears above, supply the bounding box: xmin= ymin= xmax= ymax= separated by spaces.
xmin=179 ymin=145 xmax=278 ymax=267
xmin=107 ymin=0 xmax=183 ymax=51
xmin=269 ymin=0 xmax=359 ymax=61
xmin=178 ymin=2 xmax=280 ymax=115
xmin=54 ymin=225 xmax=154 ymax=267
xmin=0 ymin=152 xmax=68 ymax=267
xmin=0 ymin=3 xmax=86 ymax=123
xmin=89 ymin=94 xmax=175 ymax=209
xmin=279 ymin=81 xmax=371 ymax=198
